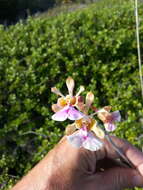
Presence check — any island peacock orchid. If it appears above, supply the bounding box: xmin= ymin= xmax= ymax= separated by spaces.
xmin=51 ymin=77 xmax=85 ymax=121
xmin=65 ymin=92 xmax=105 ymax=151
xmin=97 ymin=106 xmax=121 ymax=132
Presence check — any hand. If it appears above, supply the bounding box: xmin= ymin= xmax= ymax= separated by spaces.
xmin=12 ymin=136 xmax=143 ymax=190
xmin=47 ymin=136 xmax=143 ymax=190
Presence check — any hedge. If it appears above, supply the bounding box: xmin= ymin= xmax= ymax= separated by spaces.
xmin=0 ymin=0 xmax=143 ymax=189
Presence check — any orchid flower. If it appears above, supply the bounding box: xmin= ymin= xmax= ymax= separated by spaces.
xmin=52 ymin=105 xmax=85 ymax=121
xmin=51 ymin=79 xmax=132 ymax=167
xmin=67 ymin=126 xmax=103 ymax=151
xmin=66 ymin=117 xmax=104 ymax=151
xmin=97 ymin=106 xmax=121 ymax=132
xmin=51 ymin=77 xmax=85 ymax=121
xmin=66 ymin=92 xmax=105 ymax=151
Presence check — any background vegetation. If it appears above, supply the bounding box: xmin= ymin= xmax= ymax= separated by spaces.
xmin=0 ymin=0 xmax=99 ymax=24
xmin=0 ymin=0 xmax=143 ymax=189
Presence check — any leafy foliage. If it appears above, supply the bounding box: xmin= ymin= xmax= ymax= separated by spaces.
xmin=0 ymin=0 xmax=143 ymax=189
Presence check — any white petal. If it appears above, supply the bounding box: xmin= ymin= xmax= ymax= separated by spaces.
xmin=51 ymin=87 xmax=64 ymax=97
xmin=97 ymin=109 xmax=107 ymax=113
xmin=85 ymin=92 xmax=94 ymax=110
xmin=104 ymin=123 xmax=116 ymax=132
xmin=82 ymin=132 xmax=103 ymax=151
xmin=97 ymin=106 xmax=111 ymax=113
xmin=76 ymin=86 xmax=85 ymax=96
xmin=67 ymin=132 xmax=83 ymax=148
xmin=66 ymin=77 xmax=75 ymax=96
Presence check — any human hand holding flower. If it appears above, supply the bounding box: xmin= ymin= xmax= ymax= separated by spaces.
xmin=12 ymin=135 xmax=143 ymax=190
xmin=49 ymin=135 xmax=143 ymax=190
xmin=51 ymin=77 xmax=130 ymax=165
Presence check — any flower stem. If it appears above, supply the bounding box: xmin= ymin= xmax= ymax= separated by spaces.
xmin=105 ymin=133 xmax=135 ymax=169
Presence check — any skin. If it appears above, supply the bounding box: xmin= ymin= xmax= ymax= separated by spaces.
xmin=11 ymin=136 xmax=143 ymax=190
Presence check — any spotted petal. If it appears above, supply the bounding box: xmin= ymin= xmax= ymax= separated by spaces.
xmin=67 ymin=106 xmax=84 ymax=120
xmin=82 ymin=132 xmax=103 ymax=151
xmin=85 ymin=92 xmax=94 ymax=112
xmin=97 ymin=111 xmax=111 ymax=123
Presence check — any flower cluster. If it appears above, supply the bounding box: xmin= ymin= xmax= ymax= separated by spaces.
xmin=51 ymin=77 xmax=121 ymax=151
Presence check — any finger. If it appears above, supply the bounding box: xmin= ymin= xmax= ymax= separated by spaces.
xmin=98 ymin=167 xmax=143 ymax=189
xmin=96 ymin=158 xmax=129 ymax=172
xmin=55 ymin=136 xmax=98 ymax=174
xmin=88 ymin=167 xmax=143 ymax=190
xmin=102 ymin=136 xmax=143 ymax=175
xmin=58 ymin=135 xmax=143 ymax=176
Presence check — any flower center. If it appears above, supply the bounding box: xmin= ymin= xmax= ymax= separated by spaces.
xmin=58 ymin=98 xmax=67 ymax=107
xmin=66 ymin=96 xmax=76 ymax=105
xmin=58 ymin=96 xmax=77 ymax=107
xmin=76 ymin=118 xmax=95 ymax=131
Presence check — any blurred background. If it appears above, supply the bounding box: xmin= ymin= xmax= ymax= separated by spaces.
xmin=0 ymin=0 xmax=100 ymax=25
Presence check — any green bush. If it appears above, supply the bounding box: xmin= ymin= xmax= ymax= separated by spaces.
xmin=0 ymin=0 xmax=143 ymax=189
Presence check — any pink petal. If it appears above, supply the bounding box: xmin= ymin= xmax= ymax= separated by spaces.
xmin=67 ymin=106 xmax=84 ymax=120
xmin=67 ymin=127 xmax=88 ymax=148
xmin=82 ymin=132 xmax=103 ymax=151
xmin=104 ymin=123 xmax=116 ymax=132
xmin=79 ymin=127 xmax=88 ymax=136
xmin=51 ymin=106 xmax=69 ymax=121
xmin=112 ymin=111 xmax=121 ymax=122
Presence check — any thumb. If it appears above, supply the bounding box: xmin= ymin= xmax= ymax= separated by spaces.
xmin=90 ymin=168 xmax=143 ymax=190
